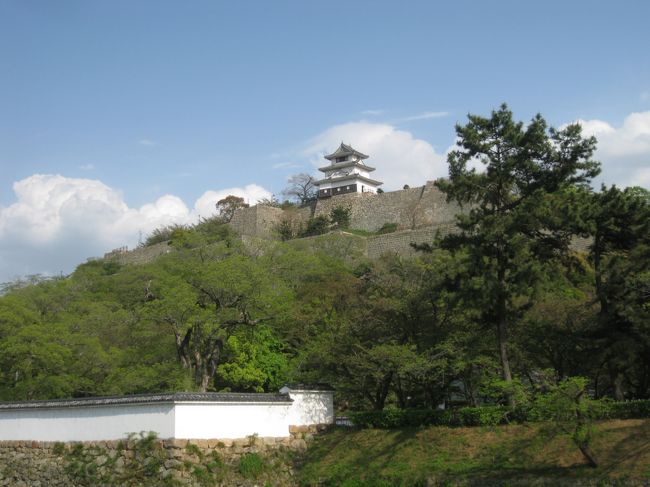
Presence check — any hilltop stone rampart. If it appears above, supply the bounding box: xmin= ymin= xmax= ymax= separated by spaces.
xmin=228 ymin=182 xmax=462 ymax=238
xmin=313 ymin=181 xmax=460 ymax=232
xmin=104 ymin=241 xmax=173 ymax=265
xmin=98 ymin=182 xmax=592 ymax=266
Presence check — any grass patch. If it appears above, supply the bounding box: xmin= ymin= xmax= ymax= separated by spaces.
xmin=238 ymin=452 xmax=266 ymax=479
xmin=298 ymin=419 xmax=650 ymax=486
xmin=342 ymin=229 xmax=379 ymax=237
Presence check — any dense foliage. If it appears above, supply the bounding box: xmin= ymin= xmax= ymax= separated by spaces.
xmin=349 ymin=399 xmax=650 ymax=429
xmin=0 ymin=105 xmax=648 ymax=419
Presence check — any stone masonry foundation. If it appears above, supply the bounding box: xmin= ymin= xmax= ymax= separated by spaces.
xmin=0 ymin=425 xmax=326 ymax=486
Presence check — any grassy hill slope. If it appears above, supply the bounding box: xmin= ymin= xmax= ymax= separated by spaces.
xmin=298 ymin=419 xmax=650 ymax=486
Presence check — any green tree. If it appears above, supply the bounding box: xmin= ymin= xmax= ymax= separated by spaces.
xmin=145 ymin=251 xmax=292 ymax=392
xmin=577 ymin=185 xmax=650 ymax=398
xmin=436 ymin=104 xmax=600 ymax=404
xmin=330 ymin=206 xmax=351 ymax=229
xmin=215 ymin=195 xmax=249 ymax=223
xmin=301 ymin=215 xmax=330 ymax=237
xmin=534 ymin=377 xmax=600 ymax=467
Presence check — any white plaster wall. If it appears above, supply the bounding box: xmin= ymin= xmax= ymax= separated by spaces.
xmin=0 ymin=404 xmax=175 ymax=442
xmin=282 ymin=390 xmax=335 ymax=426
xmin=173 ymin=402 xmax=292 ymax=439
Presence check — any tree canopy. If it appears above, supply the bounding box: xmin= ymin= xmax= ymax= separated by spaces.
xmin=434 ymin=104 xmax=600 ymax=403
xmin=0 ymin=104 xmax=648 ymax=413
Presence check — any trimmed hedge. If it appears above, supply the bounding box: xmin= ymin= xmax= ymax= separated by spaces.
xmin=599 ymin=399 xmax=650 ymax=419
xmin=348 ymin=399 xmax=650 ymax=429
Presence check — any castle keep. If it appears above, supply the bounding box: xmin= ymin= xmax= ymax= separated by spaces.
xmin=226 ymin=143 xmax=463 ymax=257
xmin=315 ymin=143 xmax=383 ymax=197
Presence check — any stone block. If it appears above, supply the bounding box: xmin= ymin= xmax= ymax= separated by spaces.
xmin=168 ymin=439 xmax=189 ymax=449
xmin=232 ymin=438 xmax=248 ymax=448
xmin=288 ymin=425 xmax=310 ymax=434
xmin=289 ymin=439 xmax=308 ymax=451
xmin=192 ymin=439 xmax=210 ymax=449
xmin=208 ymin=439 xmax=228 ymax=448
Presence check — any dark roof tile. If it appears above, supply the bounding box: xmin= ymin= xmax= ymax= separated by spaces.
xmin=0 ymin=392 xmax=292 ymax=410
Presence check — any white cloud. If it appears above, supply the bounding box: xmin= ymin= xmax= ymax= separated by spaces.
xmin=398 ymin=111 xmax=449 ymax=122
xmin=192 ymin=184 xmax=272 ymax=217
xmin=574 ymin=111 xmax=650 ymax=188
xmin=361 ymin=109 xmax=384 ymax=116
xmin=138 ymin=139 xmax=157 ymax=147
xmin=303 ymin=121 xmax=448 ymax=191
xmin=0 ymin=175 xmax=271 ymax=282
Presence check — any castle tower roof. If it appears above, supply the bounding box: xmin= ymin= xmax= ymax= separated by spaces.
xmin=324 ymin=142 xmax=369 ymax=161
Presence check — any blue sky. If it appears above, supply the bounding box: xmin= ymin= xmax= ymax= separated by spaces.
xmin=1 ymin=0 xmax=650 ymax=281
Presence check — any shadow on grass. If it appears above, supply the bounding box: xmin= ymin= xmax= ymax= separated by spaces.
xmin=299 ymin=427 xmax=423 ymax=485
xmin=594 ymin=421 xmax=650 ymax=480
xmin=298 ymin=422 xmax=650 ymax=487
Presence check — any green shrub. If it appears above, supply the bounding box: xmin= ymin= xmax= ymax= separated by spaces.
xmin=301 ymin=215 xmax=330 ymax=237
xmin=238 ymin=452 xmax=265 ymax=479
xmin=142 ymin=224 xmax=187 ymax=247
xmin=330 ymin=206 xmax=351 ymax=229
xmin=377 ymin=222 xmax=398 ymax=234
xmin=275 ymin=219 xmax=297 ymax=241
xmin=597 ymin=399 xmax=650 ymax=419
xmin=348 ymin=399 xmax=650 ymax=429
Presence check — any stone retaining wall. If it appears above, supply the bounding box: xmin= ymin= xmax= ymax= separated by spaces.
xmin=0 ymin=426 xmax=324 ymax=486
xmin=312 ymin=182 xmax=461 ymax=232
xmin=366 ymin=225 xmax=457 ymax=259
xmin=229 ymin=205 xmax=288 ymax=238
xmin=104 ymin=241 xmax=173 ymax=265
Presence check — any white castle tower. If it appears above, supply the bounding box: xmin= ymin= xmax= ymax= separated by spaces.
xmin=315 ymin=143 xmax=383 ymax=198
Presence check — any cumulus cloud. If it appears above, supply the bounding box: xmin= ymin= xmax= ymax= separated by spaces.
xmin=193 ymin=184 xmax=272 ymax=218
xmin=574 ymin=111 xmax=650 ymax=188
xmin=0 ymin=175 xmax=271 ymax=281
xmin=303 ymin=121 xmax=448 ymax=191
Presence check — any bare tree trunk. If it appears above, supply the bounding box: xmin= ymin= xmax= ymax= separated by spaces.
xmin=577 ymin=443 xmax=598 ymax=468
xmin=613 ymin=372 xmax=625 ymax=401
xmin=373 ymin=372 xmax=393 ymax=410
xmin=199 ymin=372 xmax=211 ymax=393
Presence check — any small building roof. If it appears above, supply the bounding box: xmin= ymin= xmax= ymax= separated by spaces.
xmin=324 ymin=142 xmax=369 ymax=161
xmin=281 ymin=382 xmax=334 ymax=391
xmin=0 ymin=392 xmax=293 ymax=410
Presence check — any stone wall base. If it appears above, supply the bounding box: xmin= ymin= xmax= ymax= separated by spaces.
xmin=0 ymin=425 xmax=329 ymax=486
